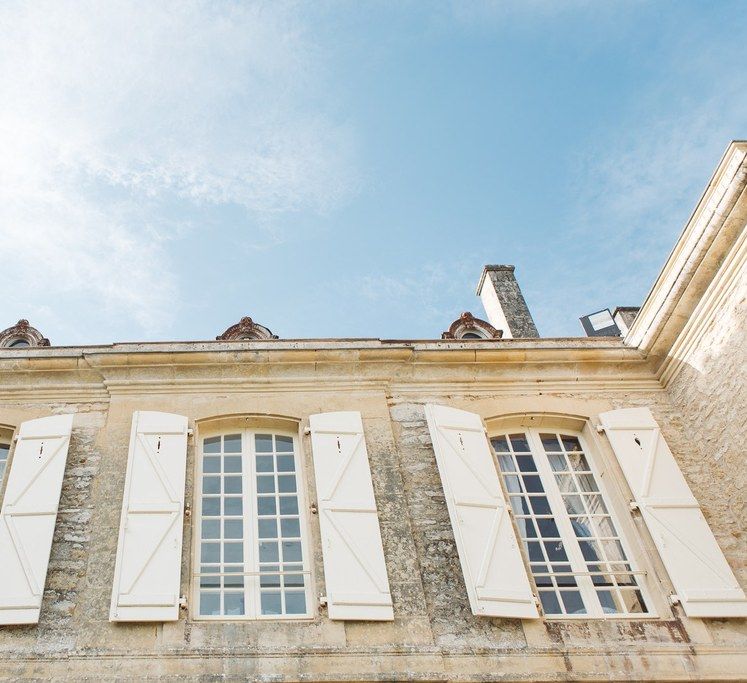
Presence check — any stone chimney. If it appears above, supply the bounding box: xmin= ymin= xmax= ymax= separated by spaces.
xmin=476 ymin=265 xmax=539 ymax=338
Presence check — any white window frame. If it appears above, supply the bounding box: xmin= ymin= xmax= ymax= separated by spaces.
xmin=191 ymin=422 xmax=314 ymax=621
xmin=0 ymin=426 xmax=14 ymax=504
xmin=491 ymin=425 xmax=654 ymax=620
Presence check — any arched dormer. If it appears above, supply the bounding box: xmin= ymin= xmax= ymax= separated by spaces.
xmin=0 ymin=320 xmax=50 ymax=348
xmin=441 ymin=311 xmax=502 ymax=340
xmin=216 ymin=316 xmax=278 ymax=341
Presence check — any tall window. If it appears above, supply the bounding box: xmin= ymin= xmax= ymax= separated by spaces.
xmin=491 ymin=429 xmax=649 ymax=618
xmin=0 ymin=441 xmax=9 ymax=491
xmin=195 ymin=428 xmax=312 ymax=619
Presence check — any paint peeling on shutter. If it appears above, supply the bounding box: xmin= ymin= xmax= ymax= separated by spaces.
xmin=309 ymin=411 xmax=393 ymax=620
xmin=110 ymin=411 xmax=188 ymax=622
xmin=600 ymin=407 xmax=747 ymax=618
xmin=425 ymin=404 xmax=539 ymax=619
xmin=0 ymin=414 xmax=74 ymax=624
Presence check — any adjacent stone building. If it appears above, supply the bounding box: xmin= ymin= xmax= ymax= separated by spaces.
xmin=0 ymin=141 xmax=745 ymax=681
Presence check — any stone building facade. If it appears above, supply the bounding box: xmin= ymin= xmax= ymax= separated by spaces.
xmin=0 ymin=142 xmax=745 ymax=681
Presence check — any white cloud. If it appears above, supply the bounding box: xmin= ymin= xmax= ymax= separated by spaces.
xmin=0 ymin=1 xmax=355 ymax=341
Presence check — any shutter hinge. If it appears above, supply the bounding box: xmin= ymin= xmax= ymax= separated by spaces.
xmin=318 ymin=595 xmax=328 ymax=607
xmin=184 ymin=503 xmax=192 ymax=519
xmin=179 ymin=596 xmax=188 ymax=609
xmin=187 ymin=428 xmax=194 ymax=438
xmin=12 ymin=435 xmax=18 ymax=442
xmin=629 ymin=501 xmax=640 ymax=512
xmin=303 ymin=427 xmax=311 ymax=436
xmin=596 ymin=424 xmax=606 ymax=433
xmin=310 ymin=502 xmax=318 ymax=515
xmin=668 ymin=594 xmax=681 ymax=606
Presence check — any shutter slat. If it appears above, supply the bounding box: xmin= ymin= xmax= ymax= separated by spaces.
xmin=600 ymin=407 xmax=747 ymax=618
xmin=0 ymin=414 xmax=74 ymax=624
xmin=109 ymin=411 xmax=188 ymax=622
xmin=425 ymin=404 xmax=539 ymax=619
xmin=309 ymin=411 xmax=393 ymax=621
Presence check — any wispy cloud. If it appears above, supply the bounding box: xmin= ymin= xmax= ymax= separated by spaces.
xmin=0 ymin=1 xmax=355 ymax=340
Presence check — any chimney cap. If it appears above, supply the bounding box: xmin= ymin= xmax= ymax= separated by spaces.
xmin=476 ymin=264 xmax=516 ymax=295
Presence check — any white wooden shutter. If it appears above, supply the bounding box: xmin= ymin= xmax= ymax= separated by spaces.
xmin=0 ymin=414 xmax=74 ymax=624
xmin=425 ymin=404 xmax=539 ymax=619
xmin=309 ymin=411 xmax=393 ymax=620
xmin=600 ymin=407 xmax=747 ymax=618
xmin=110 ymin=411 xmax=188 ymax=622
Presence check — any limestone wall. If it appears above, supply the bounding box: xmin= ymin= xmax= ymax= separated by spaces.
xmin=0 ymin=343 xmax=744 ymax=681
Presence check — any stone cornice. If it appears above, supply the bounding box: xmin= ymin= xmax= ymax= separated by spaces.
xmin=626 ymin=141 xmax=747 ymax=370
xmin=0 ymin=339 xmax=657 ymax=401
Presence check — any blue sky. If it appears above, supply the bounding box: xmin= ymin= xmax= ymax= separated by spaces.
xmin=2 ymin=1 xmax=746 ymax=344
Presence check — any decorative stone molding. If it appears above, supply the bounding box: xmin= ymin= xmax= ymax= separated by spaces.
xmin=441 ymin=312 xmax=503 ymax=340
xmin=216 ymin=316 xmax=278 ymax=341
xmin=0 ymin=319 xmax=50 ymax=348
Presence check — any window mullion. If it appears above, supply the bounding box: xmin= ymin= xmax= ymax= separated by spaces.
xmin=527 ymin=429 xmax=602 ymax=617
xmin=244 ymin=428 xmax=258 ymax=619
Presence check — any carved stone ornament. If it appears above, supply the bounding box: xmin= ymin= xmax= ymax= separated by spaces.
xmin=441 ymin=311 xmax=503 ymax=340
xmin=216 ymin=316 xmax=278 ymax=341
xmin=0 ymin=319 xmax=51 ymax=348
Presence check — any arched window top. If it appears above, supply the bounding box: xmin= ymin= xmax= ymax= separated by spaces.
xmin=0 ymin=319 xmax=50 ymax=348
xmin=441 ymin=311 xmax=502 ymax=340
xmin=216 ymin=316 xmax=278 ymax=341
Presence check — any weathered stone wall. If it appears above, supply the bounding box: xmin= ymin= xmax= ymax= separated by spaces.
xmin=0 ymin=344 xmax=744 ymax=681
xmin=664 ymin=267 xmax=747 ymax=647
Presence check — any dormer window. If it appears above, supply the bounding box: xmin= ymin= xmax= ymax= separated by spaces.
xmin=0 ymin=320 xmax=50 ymax=348
xmin=217 ymin=317 xmax=278 ymax=341
xmin=441 ymin=311 xmax=503 ymax=340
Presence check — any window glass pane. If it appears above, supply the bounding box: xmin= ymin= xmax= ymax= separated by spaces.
xmin=259 ymin=519 xmax=278 ymax=538
xmin=278 ymin=475 xmax=297 ymax=493
xmin=224 ymin=434 xmax=242 ymax=453
xmin=279 ymin=497 xmax=299 ymax=515
xmin=522 ymin=475 xmax=543 ymax=493
xmin=257 ymin=476 xmax=275 ymax=493
xmin=276 ymin=436 xmax=294 ymax=452
xmin=515 ymin=455 xmax=537 ymax=473
xmin=202 ymin=497 xmax=220 ymax=516
xmin=529 ymin=496 xmax=551 ymax=515
xmin=224 ymin=543 xmax=243 ymax=563
xmin=281 ymin=518 xmax=301 ymax=538
xmin=200 ymin=592 xmax=220 ymax=616
xmin=255 ymin=434 xmax=273 ymax=452
xmin=540 ymin=434 xmax=561 ymax=451
xmin=224 ymin=593 xmax=245 ymax=615
xmin=201 ymin=543 xmax=220 ymax=563
xmin=259 ymin=541 xmax=279 ymax=563
xmin=547 ymin=454 xmax=567 ymax=472
xmin=261 ymin=592 xmax=282 ymax=615
xmin=258 ymin=496 xmax=277 ymax=515
xmin=224 ymin=520 xmax=243 ymax=539
xmin=277 ymin=455 xmax=295 ymax=472
xmin=260 ymin=568 xmax=280 ymax=588
xmin=282 ymin=541 xmax=302 ymax=562
xmin=203 ymin=456 xmax=221 ymax=473
xmin=539 ymin=591 xmax=562 ymax=615
xmin=560 ymin=590 xmax=586 ymax=615
xmin=491 ymin=436 xmax=510 ymax=453
xmin=256 ymin=455 xmax=274 ymax=472
xmin=203 ymin=436 xmax=221 ymax=454
xmin=285 ymin=592 xmax=306 ymax=615
xmin=202 ymin=520 xmax=220 ymax=539
xmin=224 ymin=497 xmax=242 ymax=516
xmin=509 ymin=434 xmax=530 ymax=452
xmin=224 ymin=476 xmax=242 ymax=494
xmin=561 ymin=435 xmax=583 ymax=452
xmin=224 ymin=456 xmax=242 ymax=473
xmin=203 ymin=477 xmax=220 ymax=494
